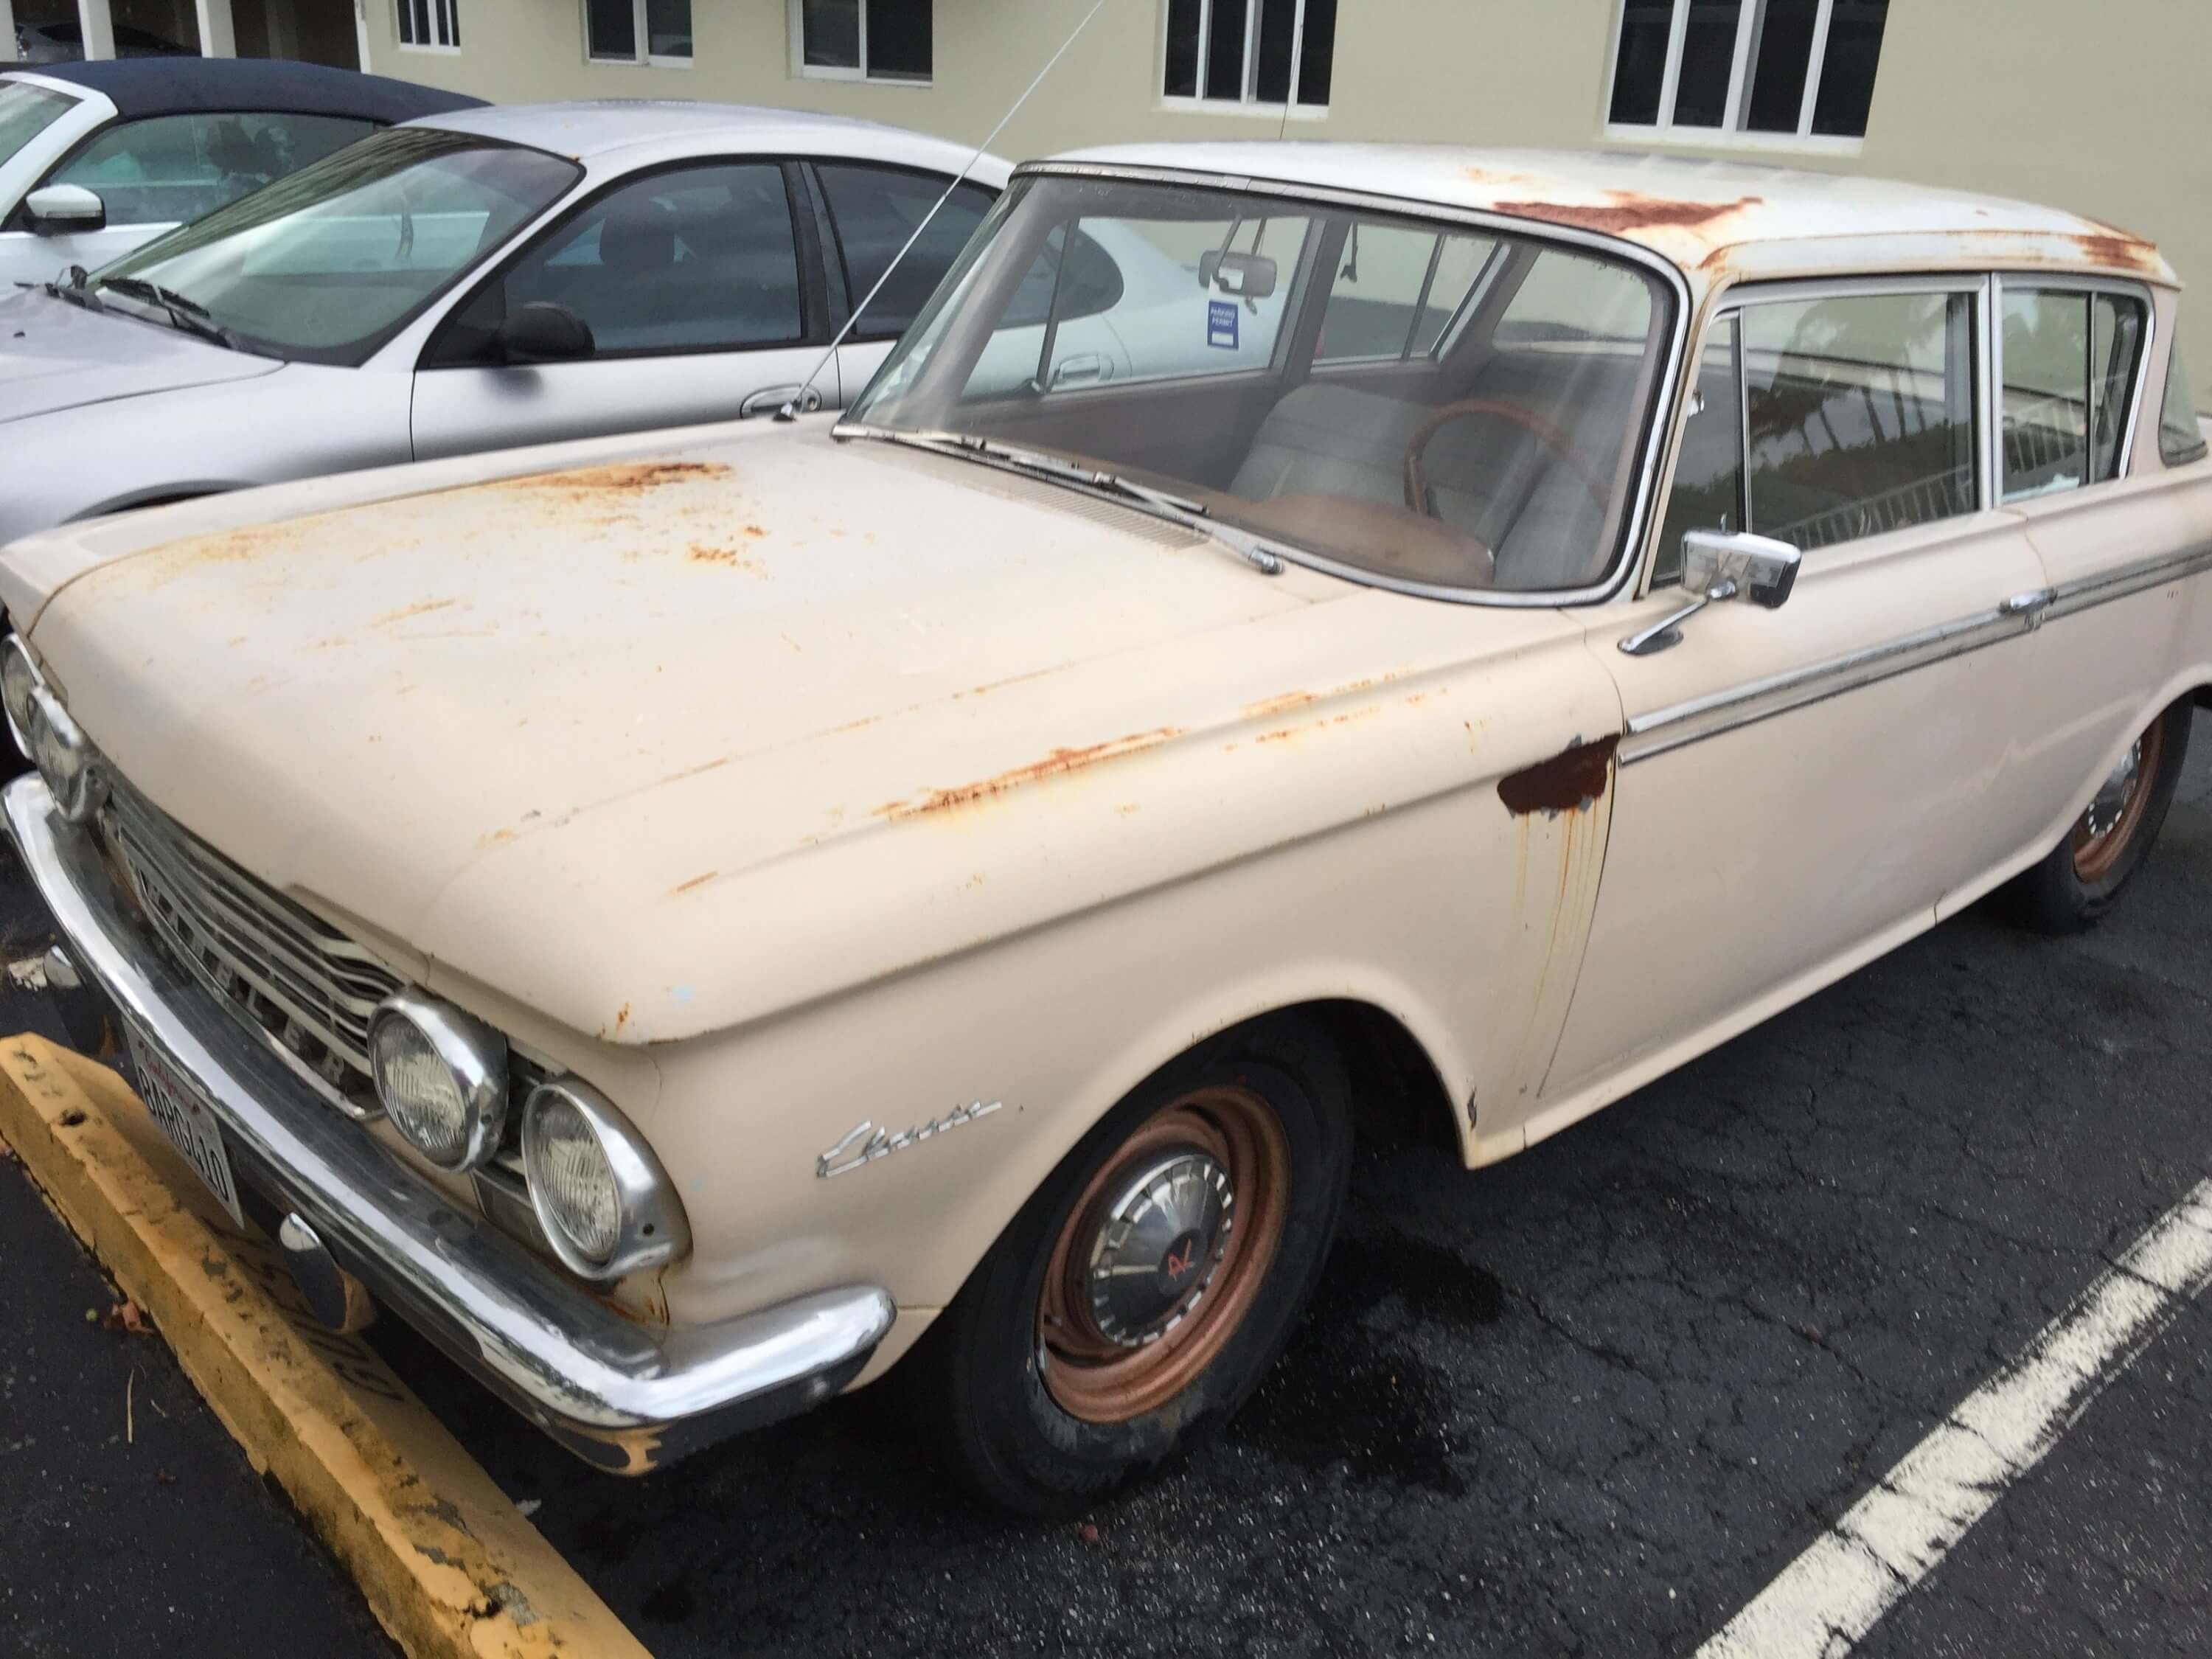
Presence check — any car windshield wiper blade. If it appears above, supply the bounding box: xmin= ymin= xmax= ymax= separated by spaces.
xmin=97 ymin=276 xmax=240 ymax=350
xmin=42 ymin=272 xmax=104 ymax=312
xmin=844 ymin=426 xmax=1286 ymax=576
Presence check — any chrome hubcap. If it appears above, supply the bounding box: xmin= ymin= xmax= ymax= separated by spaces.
xmin=1082 ymin=1150 xmax=1234 ymax=1347
xmin=2084 ymin=740 xmax=2143 ymax=841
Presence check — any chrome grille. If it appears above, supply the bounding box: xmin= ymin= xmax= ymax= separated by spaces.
xmin=102 ymin=779 xmax=400 ymax=1118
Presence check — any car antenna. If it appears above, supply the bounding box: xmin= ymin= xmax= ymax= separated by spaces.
xmin=775 ymin=0 xmax=1115 ymax=423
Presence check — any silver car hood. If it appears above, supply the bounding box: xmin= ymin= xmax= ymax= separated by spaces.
xmin=0 ymin=286 xmax=281 ymax=425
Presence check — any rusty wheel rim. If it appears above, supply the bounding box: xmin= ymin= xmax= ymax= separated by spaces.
xmin=1037 ymin=1085 xmax=1290 ymax=1424
xmin=2073 ymin=718 xmax=2164 ymax=883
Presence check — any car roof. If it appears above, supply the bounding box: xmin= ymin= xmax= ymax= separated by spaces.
xmin=2 ymin=58 xmax=483 ymax=123
xmin=414 ymin=100 xmax=1013 ymax=181
xmin=1043 ymin=143 xmax=2177 ymax=290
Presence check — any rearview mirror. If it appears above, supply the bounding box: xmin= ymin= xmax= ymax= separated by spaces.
xmin=24 ymin=184 xmax=105 ymax=234
xmin=1682 ymin=529 xmax=1802 ymax=609
xmin=1199 ymin=249 xmax=1278 ymax=300
xmin=498 ymin=301 xmax=594 ymax=364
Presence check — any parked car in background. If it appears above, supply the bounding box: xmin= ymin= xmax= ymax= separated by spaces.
xmin=0 ymin=59 xmax=479 ymax=288
xmin=0 ymin=101 xmax=1009 ymax=544
xmin=13 ymin=18 xmax=192 ymax=61
xmin=10 ymin=147 xmax=2208 ymax=1517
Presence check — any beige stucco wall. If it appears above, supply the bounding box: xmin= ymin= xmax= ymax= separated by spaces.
xmin=361 ymin=0 xmax=2211 ymax=389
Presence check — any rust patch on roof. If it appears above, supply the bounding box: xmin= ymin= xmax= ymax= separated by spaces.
xmin=1498 ymin=734 xmax=1620 ymax=816
xmin=1243 ymin=689 xmax=1319 ymax=719
xmin=686 ymin=543 xmax=762 ymax=571
xmin=495 ymin=460 xmax=730 ymax=497
xmin=1492 ymin=192 xmax=1763 ymax=239
xmin=2069 ymin=230 xmax=2163 ymax=276
xmin=877 ymin=726 xmax=1183 ymax=819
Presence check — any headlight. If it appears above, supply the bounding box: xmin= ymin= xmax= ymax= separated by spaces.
xmin=4 ymin=634 xmax=107 ymax=823
xmin=1 ymin=637 xmax=37 ymax=758
xmin=367 ymin=990 xmax=508 ymax=1171
xmin=521 ymin=1077 xmax=688 ymax=1280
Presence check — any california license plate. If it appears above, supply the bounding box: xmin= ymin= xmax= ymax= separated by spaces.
xmin=125 ymin=1022 xmax=245 ymax=1230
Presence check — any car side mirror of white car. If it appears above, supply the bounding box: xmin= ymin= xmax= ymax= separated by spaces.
xmin=1621 ymin=529 xmax=1802 ymax=657
xmin=24 ymin=184 xmax=106 ymax=234
xmin=498 ymin=301 xmax=594 ymax=365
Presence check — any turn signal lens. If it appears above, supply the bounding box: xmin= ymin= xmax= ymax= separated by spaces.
xmin=367 ymin=992 xmax=508 ymax=1171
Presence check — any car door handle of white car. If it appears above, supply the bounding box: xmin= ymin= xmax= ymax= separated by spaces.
xmin=1050 ymin=355 xmax=1108 ymax=387
xmin=742 ymin=385 xmax=823 ymax=420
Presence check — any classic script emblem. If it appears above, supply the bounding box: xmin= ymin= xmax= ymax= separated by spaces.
xmin=815 ymin=1099 xmax=1004 ymax=1180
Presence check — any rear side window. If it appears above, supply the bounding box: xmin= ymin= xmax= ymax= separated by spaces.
xmin=815 ymin=164 xmax=995 ymax=341
xmin=46 ymin=111 xmax=372 ymax=227
xmin=2160 ymin=346 xmax=2209 ymax=467
xmin=2000 ymin=287 xmax=2147 ymax=499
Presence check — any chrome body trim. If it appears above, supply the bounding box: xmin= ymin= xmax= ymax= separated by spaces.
xmin=2045 ymin=538 xmax=2212 ymax=619
xmin=2 ymin=776 xmax=894 ymax=1472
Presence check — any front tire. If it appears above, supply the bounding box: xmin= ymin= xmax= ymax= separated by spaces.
xmin=920 ymin=1022 xmax=1352 ymax=1517
xmin=2014 ymin=698 xmax=2193 ymax=933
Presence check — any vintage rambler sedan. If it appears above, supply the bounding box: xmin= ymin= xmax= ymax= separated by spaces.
xmin=4 ymin=146 xmax=2209 ymax=1514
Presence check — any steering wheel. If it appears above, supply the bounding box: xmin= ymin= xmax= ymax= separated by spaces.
xmin=1402 ymin=398 xmax=1608 ymax=519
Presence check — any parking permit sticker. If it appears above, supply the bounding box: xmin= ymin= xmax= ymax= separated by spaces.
xmin=1208 ymin=299 xmax=1239 ymax=350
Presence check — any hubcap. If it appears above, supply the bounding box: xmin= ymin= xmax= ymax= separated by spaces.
xmin=2074 ymin=718 xmax=2165 ymax=883
xmin=1083 ymin=1151 xmax=1234 ymax=1347
xmin=2084 ymin=741 xmax=2142 ymax=841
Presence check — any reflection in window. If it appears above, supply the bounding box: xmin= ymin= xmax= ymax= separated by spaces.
xmin=1740 ymin=291 xmax=1975 ymax=550
xmin=1608 ymin=0 xmax=1888 ymax=142
xmin=2000 ymin=288 xmax=2146 ymax=499
xmin=50 ymin=112 xmax=373 ymax=228
xmin=2159 ymin=348 xmax=2209 ymax=467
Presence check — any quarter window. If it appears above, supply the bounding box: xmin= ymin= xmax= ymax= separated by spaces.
xmin=1654 ymin=316 xmax=1745 ymax=585
xmin=2160 ymin=348 xmax=2210 ymax=467
xmin=792 ymin=0 xmax=931 ymax=83
xmin=1163 ymin=0 xmax=1338 ymax=111
xmin=1316 ymin=223 xmax=1498 ymax=364
xmin=397 ymin=0 xmax=461 ymax=49
xmin=585 ymin=0 xmax=690 ymax=63
xmin=44 ymin=112 xmax=372 ymax=229
xmin=1607 ymin=0 xmax=1888 ymax=145
xmin=1999 ymin=287 xmax=2146 ymax=501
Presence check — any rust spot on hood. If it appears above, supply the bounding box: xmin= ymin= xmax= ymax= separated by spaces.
xmin=1492 ymin=193 xmax=1762 ymax=238
xmin=1498 ymin=734 xmax=1620 ymax=816
xmin=495 ymin=460 xmax=730 ymax=496
xmin=371 ymin=598 xmax=461 ymax=627
xmin=878 ymin=727 xmax=1183 ymax=819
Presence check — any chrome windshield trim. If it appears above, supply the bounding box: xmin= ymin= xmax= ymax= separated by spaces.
xmin=3 ymin=776 xmax=892 ymax=1471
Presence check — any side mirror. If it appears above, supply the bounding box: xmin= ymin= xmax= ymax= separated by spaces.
xmin=1620 ymin=529 xmax=1802 ymax=657
xmin=498 ymin=300 xmax=594 ymax=364
xmin=1199 ymin=249 xmax=1278 ymax=300
xmin=24 ymin=184 xmax=105 ymax=234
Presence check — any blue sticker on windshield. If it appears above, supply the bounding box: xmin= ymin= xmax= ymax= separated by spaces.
xmin=1208 ymin=299 xmax=1239 ymax=350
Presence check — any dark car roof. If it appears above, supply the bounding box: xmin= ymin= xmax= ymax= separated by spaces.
xmin=4 ymin=58 xmax=484 ymax=124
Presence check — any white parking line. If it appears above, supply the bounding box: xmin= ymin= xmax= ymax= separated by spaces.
xmin=1697 ymin=1178 xmax=2212 ymax=1659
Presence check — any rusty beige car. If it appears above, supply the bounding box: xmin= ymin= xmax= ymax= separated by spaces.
xmin=4 ymin=146 xmax=2210 ymax=1514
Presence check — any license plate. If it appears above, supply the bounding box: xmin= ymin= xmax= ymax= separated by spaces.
xmin=125 ymin=1022 xmax=245 ymax=1230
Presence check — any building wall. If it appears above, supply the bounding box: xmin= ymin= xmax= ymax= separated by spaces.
xmin=360 ymin=0 xmax=2212 ymax=386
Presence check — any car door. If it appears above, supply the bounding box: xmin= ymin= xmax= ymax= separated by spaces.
xmin=1 ymin=110 xmax=373 ymax=274
xmin=810 ymin=161 xmax=998 ymax=401
xmin=410 ymin=160 xmax=833 ymax=462
xmin=1542 ymin=278 xmax=2056 ymax=1105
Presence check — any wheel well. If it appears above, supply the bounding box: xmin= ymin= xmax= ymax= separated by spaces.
xmin=1200 ymin=999 xmax=1460 ymax=1155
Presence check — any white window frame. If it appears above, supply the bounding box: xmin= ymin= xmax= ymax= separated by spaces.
xmin=395 ymin=0 xmax=460 ymax=54
xmin=787 ymin=0 xmax=930 ymax=87
xmin=1160 ymin=0 xmax=1331 ymax=119
xmin=1601 ymin=0 xmax=1871 ymax=155
xmin=583 ymin=0 xmax=689 ymax=68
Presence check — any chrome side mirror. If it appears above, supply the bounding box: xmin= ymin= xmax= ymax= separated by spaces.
xmin=24 ymin=184 xmax=105 ymax=234
xmin=1621 ymin=529 xmax=1801 ymax=656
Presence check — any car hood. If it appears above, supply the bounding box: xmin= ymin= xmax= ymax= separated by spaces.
xmin=15 ymin=422 xmax=1568 ymax=1043
xmin=0 ymin=285 xmax=281 ymax=424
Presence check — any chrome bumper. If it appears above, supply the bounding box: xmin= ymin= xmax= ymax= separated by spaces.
xmin=2 ymin=774 xmax=894 ymax=1473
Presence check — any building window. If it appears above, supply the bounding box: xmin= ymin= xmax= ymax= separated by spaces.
xmin=1163 ymin=0 xmax=1337 ymax=111
xmin=396 ymin=0 xmax=460 ymax=51
xmin=791 ymin=0 xmax=931 ymax=84
xmin=1605 ymin=0 xmax=1888 ymax=147
xmin=586 ymin=0 xmax=690 ymax=63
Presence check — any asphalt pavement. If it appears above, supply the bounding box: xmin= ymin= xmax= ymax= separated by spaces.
xmin=6 ymin=722 xmax=2212 ymax=1657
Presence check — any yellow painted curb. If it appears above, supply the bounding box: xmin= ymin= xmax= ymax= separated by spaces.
xmin=0 ymin=1033 xmax=652 ymax=1659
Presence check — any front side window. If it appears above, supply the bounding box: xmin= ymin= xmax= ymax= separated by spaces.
xmin=793 ymin=0 xmax=930 ymax=83
xmin=1607 ymin=0 xmax=1889 ymax=145
xmin=585 ymin=0 xmax=690 ymax=63
xmin=813 ymin=165 xmax=993 ymax=341
xmin=90 ymin=128 xmax=579 ymax=366
xmin=2000 ymin=287 xmax=2147 ymax=500
xmin=1164 ymin=0 xmax=1338 ymax=109
xmin=42 ymin=112 xmax=373 ymax=228
xmin=0 ymin=80 xmax=77 ymax=173
xmin=2161 ymin=347 xmax=2210 ymax=467
xmin=852 ymin=175 xmax=1675 ymax=597
xmin=397 ymin=0 xmax=461 ymax=49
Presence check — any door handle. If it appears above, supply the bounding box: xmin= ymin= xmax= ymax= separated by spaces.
xmin=2000 ymin=588 xmax=2053 ymax=629
xmin=1049 ymin=354 xmax=1108 ymax=388
xmin=740 ymin=384 xmax=823 ymax=420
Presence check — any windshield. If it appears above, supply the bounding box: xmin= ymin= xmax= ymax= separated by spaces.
xmin=88 ymin=127 xmax=580 ymax=366
xmin=850 ymin=173 xmax=1676 ymax=596
xmin=0 ymin=79 xmax=75 ymax=170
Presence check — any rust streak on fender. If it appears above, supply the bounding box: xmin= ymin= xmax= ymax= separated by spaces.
xmin=877 ymin=727 xmax=1184 ymax=819
xmin=1492 ymin=193 xmax=1762 ymax=237
xmin=1498 ymin=734 xmax=1621 ymax=816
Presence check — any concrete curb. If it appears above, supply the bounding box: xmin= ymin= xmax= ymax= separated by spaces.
xmin=0 ymin=1032 xmax=651 ymax=1659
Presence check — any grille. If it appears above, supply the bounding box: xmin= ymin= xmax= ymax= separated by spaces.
xmin=103 ymin=779 xmax=402 ymax=1118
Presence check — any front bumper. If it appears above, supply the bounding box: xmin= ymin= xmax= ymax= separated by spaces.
xmin=2 ymin=773 xmax=894 ymax=1473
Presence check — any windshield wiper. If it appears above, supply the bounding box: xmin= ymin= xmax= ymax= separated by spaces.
xmin=844 ymin=426 xmax=1287 ymax=576
xmin=97 ymin=276 xmax=241 ymax=351
xmin=43 ymin=265 xmax=104 ymax=312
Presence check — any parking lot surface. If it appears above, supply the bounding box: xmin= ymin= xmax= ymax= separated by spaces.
xmin=6 ymin=722 xmax=2212 ymax=1657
